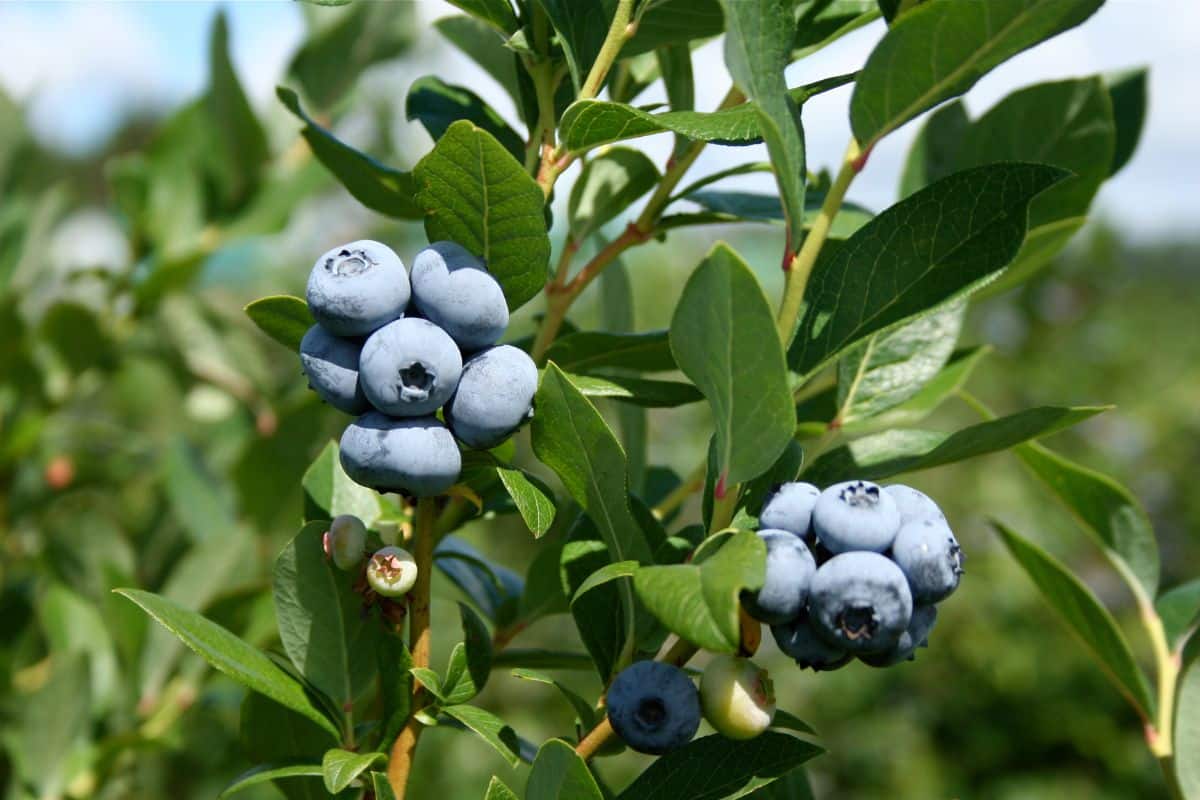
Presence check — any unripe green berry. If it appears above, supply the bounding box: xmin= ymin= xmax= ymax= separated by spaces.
xmin=323 ymin=515 xmax=368 ymax=571
xmin=367 ymin=545 xmax=418 ymax=597
xmin=699 ymin=655 xmax=775 ymax=740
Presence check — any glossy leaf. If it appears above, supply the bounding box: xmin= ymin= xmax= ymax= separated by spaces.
xmin=447 ymin=0 xmax=519 ymax=33
xmin=793 ymin=0 xmax=880 ymax=58
xmin=568 ymin=148 xmax=659 ymax=242
xmin=485 ymin=777 xmax=522 ymax=800
xmin=535 ymin=0 xmax=613 ymax=92
xmin=544 ymin=330 xmax=676 ymax=373
xmin=558 ymin=74 xmax=854 ymax=153
xmin=719 ymin=0 xmax=806 ymax=249
xmin=413 ymin=120 xmax=550 ymax=310
xmin=532 ymin=364 xmax=654 ymax=565
xmin=788 ymin=163 xmax=1066 ymax=376
xmin=851 ymin=0 xmax=1103 ymax=148
xmin=244 ymin=294 xmax=312 ymax=351
xmin=322 ymin=750 xmax=385 ymax=794
xmin=218 ymin=765 xmax=325 ymax=798
xmin=835 ymin=301 xmax=965 ymax=425
xmin=273 ymin=521 xmax=382 ymax=709
xmin=633 ymin=529 xmax=766 ymax=653
xmin=804 ymin=405 xmax=1106 ymax=484
xmin=993 ymin=521 xmax=1156 ymax=721
xmin=497 ymin=467 xmax=557 ymax=537
xmin=842 ymin=345 xmax=989 ymax=434
xmin=958 ymin=78 xmax=1116 ymax=294
xmin=116 ymin=589 xmax=341 ymax=740
xmin=278 ymin=88 xmax=421 ymax=219
xmin=617 ymin=732 xmax=822 ymax=800
xmin=565 ymin=372 xmax=703 ymax=408
xmin=1015 ymin=442 xmax=1160 ymax=598
xmin=406 ymin=75 xmax=524 ymax=161
xmin=1106 ymin=67 xmax=1148 ymax=175
xmin=441 ymin=704 xmax=524 ymax=767
xmin=302 ymin=441 xmax=383 ymax=526
xmin=527 ymin=739 xmax=604 ymax=800
xmin=207 ymin=12 xmax=269 ymax=207
xmin=1157 ymin=579 xmax=1200 ymax=651
xmin=671 ymin=243 xmax=795 ymax=486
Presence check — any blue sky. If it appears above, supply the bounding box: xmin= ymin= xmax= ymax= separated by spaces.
xmin=0 ymin=1 xmax=1195 ymax=240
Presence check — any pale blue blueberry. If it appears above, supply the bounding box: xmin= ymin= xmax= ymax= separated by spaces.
xmin=891 ymin=517 xmax=964 ymax=603
xmin=812 ymin=480 xmax=901 ymax=554
xmin=306 ymin=240 xmax=410 ymax=337
xmin=759 ymin=482 xmax=820 ymax=540
xmin=771 ymin=611 xmax=852 ymax=671
xmin=339 ymin=412 xmax=461 ymax=496
xmin=859 ymin=604 xmax=938 ymax=667
xmin=445 ymin=345 xmax=537 ymax=449
xmin=885 ymin=484 xmax=945 ymax=525
xmin=809 ymin=551 xmax=913 ymax=654
xmin=299 ymin=324 xmax=370 ymax=415
xmin=359 ymin=318 xmax=462 ymax=417
xmin=606 ymin=661 xmax=700 ymax=755
xmin=742 ymin=530 xmax=816 ymax=625
xmin=411 ymin=241 xmax=508 ymax=352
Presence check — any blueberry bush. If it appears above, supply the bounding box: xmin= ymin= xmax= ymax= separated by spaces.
xmin=2 ymin=1 xmax=1197 ymax=799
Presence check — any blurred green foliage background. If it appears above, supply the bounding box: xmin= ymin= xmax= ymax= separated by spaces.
xmin=0 ymin=4 xmax=1196 ymax=800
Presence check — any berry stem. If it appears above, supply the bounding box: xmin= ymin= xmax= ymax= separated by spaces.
xmin=387 ymin=495 xmax=438 ymax=798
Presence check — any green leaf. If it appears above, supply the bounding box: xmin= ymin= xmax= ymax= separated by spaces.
xmin=803 ymin=405 xmax=1106 ymax=484
xmin=992 ymin=521 xmax=1156 ymax=721
xmin=617 ymin=732 xmax=823 ymax=800
xmin=841 ymin=345 xmax=989 ymax=434
xmin=545 ymin=330 xmax=676 ymax=373
xmin=373 ymin=773 xmax=400 ymax=800
xmin=413 ymin=120 xmax=550 ymax=310
xmin=277 ymin=87 xmax=421 ymax=219
xmin=568 ymin=148 xmax=659 ymax=243
xmin=719 ymin=0 xmax=807 ymax=250
xmin=441 ymin=704 xmax=523 ymax=767
xmin=406 ymin=75 xmax=524 ymax=161
xmin=116 ymin=588 xmax=341 ymax=740
xmin=671 ymin=243 xmax=795 ymax=487
xmin=793 ymin=0 xmax=880 ymax=59
xmin=1015 ymin=442 xmax=1160 ymax=599
xmin=165 ymin=435 xmax=236 ymax=542
xmin=558 ymin=75 xmax=855 ymax=154
xmin=958 ymin=78 xmax=1116 ymax=294
xmin=274 ymin=521 xmax=382 ymax=708
xmin=435 ymin=16 xmax=526 ymax=115
xmin=626 ymin=0 xmax=725 ymax=56
xmin=658 ymin=44 xmax=696 ymax=159
xmin=1176 ymin=638 xmax=1200 ymax=798
xmin=302 ymin=441 xmax=383 ymax=526
xmin=10 ymin=654 xmax=89 ymax=799
xmin=436 ymin=536 xmax=524 ymax=624
xmin=379 ymin=633 xmax=414 ymax=745
xmin=787 ymin=163 xmax=1066 ymax=377
xmin=835 ymin=301 xmax=965 ymax=425
xmin=535 ymin=0 xmax=613 ymax=92
xmin=1105 ymin=67 xmax=1148 ymax=176
xmin=680 ymin=191 xmax=873 ymax=239
xmin=850 ymin=0 xmax=1103 ymax=148
xmin=511 ymin=669 xmax=601 ymax=729
xmin=497 ymin=467 xmax=558 ymax=537
xmin=898 ymin=100 xmax=968 ymax=198
xmin=633 ymin=529 xmax=765 ymax=653
xmin=219 ymin=765 xmax=325 ymax=798
xmin=485 ymin=776 xmax=522 ymax=800
xmin=745 ymin=767 xmax=815 ymax=799
xmin=207 ymin=12 xmax=269 ymax=207
xmin=527 ymin=739 xmax=604 ymax=800
xmin=1157 ymin=579 xmax=1200 ymax=651
xmin=288 ymin=1 xmax=416 ymax=109
xmin=447 ymin=0 xmax=519 ymax=33
xmin=770 ymin=709 xmax=818 ymax=737
xmin=439 ymin=603 xmax=494 ymax=705
xmin=572 ymin=561 xmax=640 ymax=605
xmin=240 ymin=692 xmax=338 ymax=767
xmin=322 ymin=750 xmax=385 ymax=794
xmin=532 ymin=364 xmax=654 ymax=565
xmin=565 ymin=372 xmax=703 ymax=408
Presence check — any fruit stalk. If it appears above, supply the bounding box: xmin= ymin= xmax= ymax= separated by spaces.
xmin=387 ymin=495 xmax=438 ymax=798
xmin=775 ymin=138 xmax=862 ymax=345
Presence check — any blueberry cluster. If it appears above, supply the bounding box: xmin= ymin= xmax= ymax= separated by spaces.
xmin=746 ymin=480 xmax=964 ymax=670
xmin=299 ymin=240 xmax=537 ymax=496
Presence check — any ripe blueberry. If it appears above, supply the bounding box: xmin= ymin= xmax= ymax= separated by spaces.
xmin=699 ymin=655 xmax=775 ymax=740
xmin=859 ymin=604 xmax=938 ymax=667
xmin=359 ymin=318 xmax=463 ymax=417
xmin=606 ymin=661 xmax=700 ymax=755
xmin=759 ymin=482 xmax=820 ymax=540
xmin=884 ymin=484 xmax=945 ymax=525
xmin=808 ymin=551 xmax=913 ymax=654
xmin=410 ymin=241 xmax=508 ymax=353
xmin=306 ymin=240 xmax=410 ymax=337
xmin=890 ymin=517 xmax=964 ymax=603
xmin=771 ymin=611 xmax=851 ymax=671
xmin=742 ymin=530 xmax=816 ymax=625
xmin=445 ymin=345 xmax=537 ymax=449
xmin=299 ymin=324 xmax=370 ymax=415
xmin=339 ymin=412 xmax=462 ymax=496
xmin=324 ymin=514 xmax=367 ymax=571
xmin=812 ymin=479 xmax=901 ymax=554
xmin=366 ymin=545 xmax=418 ymax=597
